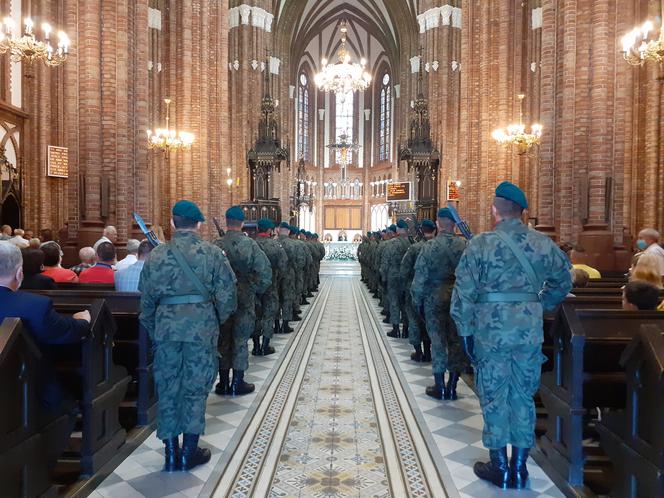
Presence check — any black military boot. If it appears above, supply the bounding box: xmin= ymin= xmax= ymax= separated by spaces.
xmin=274 ymin=319 xmax=281 ymax=335
xmin=387 ymin=324 xmax=400 ymax=338
xmin=509 ymin=447 xmax=530 ymax=489
xmin=473 ymin=448 xmax=510 ymax=489
xmin=282 ymin=321 xmax=294 ymax=334
xmin=425 ymin=372 xmax=445 ymax=399
xmin=180 ymin=433 xmax=211 ymax=471
xmin=162 ymin=437 xmax=180 ymax=472
xmin=380 ymin=308 xmax=388 ymax=316
xmin=214 ymin=368 xmax=230 ymax=395
xmin=307 ymin=292 xmax=314 ymax=298
xmin=292 ymin=311 xmax=302 ymax=322
xmin=410 ymin=343 xmax=424 ymax=362
xmin=251 ymin=336 xmax=261 ymax=356
xmin=301 ymin=296 xmax=309 ymax=305
xmin=382 ymin=315 xmax=391 ymax=324
xmin=444 ymin=372 xmax=461 ymax=400
xmin=422 ymin=341 xmax=432 ymax=362
xmin=402 ymin=323 xmax=409 ymax=339
xmin=261 ymin=337 xmax=275 ymax=356
xmin=231 ymin=370 xmax=255 ymax=395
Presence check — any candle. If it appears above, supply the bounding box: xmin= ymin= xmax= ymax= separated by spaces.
xmin=24 ymin=17 xmax=33 ymax=35
xmin=42 ymin=22 xmax=51 ymax=39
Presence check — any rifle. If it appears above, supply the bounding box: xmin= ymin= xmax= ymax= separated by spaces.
xmin=133 ymin=212 xmax=161 ymax=247
xmin=447 ymin=203 xmax=473 ymax=240
xmin=212 ymin=217 xmax=225 ymax=237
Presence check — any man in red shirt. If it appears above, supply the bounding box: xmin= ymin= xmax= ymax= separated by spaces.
xmin=41 ymin=241 xmax=79 ymax=283
xmin=79 ymin=242 xmax=116 ymax=284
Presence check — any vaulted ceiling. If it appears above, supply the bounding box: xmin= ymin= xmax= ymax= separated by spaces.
xmin=273 ymin=0 xmax=418 ymax=80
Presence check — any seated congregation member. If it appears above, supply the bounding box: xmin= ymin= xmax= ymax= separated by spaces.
xmin=569 ymin=245 xmax=601 ymax=279
xmin=139 ymin=200 xmax=237 ymax=471
xmin=451 ymin=181 xmax=572 ymax=490
xmin=20 ymin=248 xmax=56 ymax=290
xmin=116 ymin=239 xmax=140 ymax=271
xmin=29 ymin=237 xmax=41 ymax=249
xmin=571 ymin=267 xmax=590 ymax=288
xmin=41 ymin=241 xmax=78 ymax=283
xmin=0 ymin=241 xmax=90 ymax=411
xmin=635 ymin=228 xmax=664 ymax=277
xmin=0 ymin=224 xmax=12 ymax=239
xmin=630 ymin=253 xmax=663 ymax=288
xmin=70 ymin=246 xmax=96 ymax=275
xmin=79 ymin=242 xmax=116 ymax=284
xmin=622 ymin=281 xmax=661 ymax=311
xmin=115 ymin=240 xmax=153 ymax=292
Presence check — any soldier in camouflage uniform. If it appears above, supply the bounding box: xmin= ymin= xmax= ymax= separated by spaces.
xmin=292 ymin=226 xmax=313 ymax=308
xmin=277 ymin=222 xmax=304 ymax=333
xmin=358 ymin=233 xmax=371 ymax=283
xmin=301 ymin=230 xmax=317 ymax=297
xmin=412 ymin=208 xmax=468 ymax=401
xmin=252 ymin=218 xmax=288 ymax=356
xmin=367 ymin=232 xmax=380 ymax=294
xmin=139 ymin=200 xmax=237 ymax=472
xmin=380 ymin=219 xmax=412 ymax=338
xmin=313 ymin=233 xmax=325 ymax=290
xmin=400 ymin=219 xmax=436 ymax=362
xmin=214 ymin=206 xmax=271 ymax=396
xmin=375 ymin=227 xmax=394 ymax=319
xmin=451 ymin=182 xmax=572 ymax=489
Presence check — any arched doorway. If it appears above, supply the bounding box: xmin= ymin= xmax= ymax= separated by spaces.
xmin=1 ymin=193 xmax=20 ymax=229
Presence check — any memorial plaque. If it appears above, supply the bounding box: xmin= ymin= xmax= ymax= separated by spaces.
xmin=386 ymin=182 xmax=411 ymax=202
xmin=47 ymin=146 xmax=69 ymax=178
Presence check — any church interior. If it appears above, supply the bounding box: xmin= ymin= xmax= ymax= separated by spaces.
xmin=1 ymin=0 xmax=664 ymax=497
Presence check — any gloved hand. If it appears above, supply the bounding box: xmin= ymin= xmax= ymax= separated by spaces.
xmin=461 ymin=335 xmax=476 ymax=364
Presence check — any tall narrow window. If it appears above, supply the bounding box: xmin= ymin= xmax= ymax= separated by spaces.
xmin=335 ymin=90 xmax=354 ymax=164
xmin=297 ymin=73 xmax=310 ymax=160
xmin=379 ymin=73 xmax=391 ymax=161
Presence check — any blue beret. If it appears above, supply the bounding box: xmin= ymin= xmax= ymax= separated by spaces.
xmin=397 ymin=219 xmax=409 ymax=229
xmin=225 ymin=206 xmax=245 ymax=222
xmin=291 ymin=225 xmax=299 ymax=233
xmin=300 ymin=229 xmax=306 ymax=234
xmin=421 ymin=219 xmax=436 ymax=230
xmin=313 ymin=233 xmax=319 ymax=238
xmin=257 ymin=218 xmax=273 ymax=231
xmin=172 ymin=200 xmax=205 ymax=222
xmin=388 ymin=224 xmax=397 ymax=232
xmin=279 ymin=221 xmax=290 ymax=229
xmin=437 ymin=208 xmax=455 ymax=221
xmin=495 ymin=181 xmax=528 ymax=209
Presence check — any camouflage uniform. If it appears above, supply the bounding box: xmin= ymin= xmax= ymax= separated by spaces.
xmin=278 ymin=234 xmax=305 ymax=321
xmin=139 ymin=231 xmax=237 ymax=439
xmin=380 ymin=235 xmax=412 ymax=325
xmin=358 ymin=237 xmax=369 ymax=282
xmin=412 ymin=233 xmax=468 ymax=375
xmin=451 ymin=218 xmax=572 ymax=449
xmin=254 ymin=235 xmax=288 ymax=339
xmin=294 ymin=238 xmax=313 ymax=305
xmin=214 ymin=231 xmax=271 ymax=371
xmin=400 ymin=240 xmax=428 ymax=347
xmin=374 ymin=239 xmax=389 ymax=307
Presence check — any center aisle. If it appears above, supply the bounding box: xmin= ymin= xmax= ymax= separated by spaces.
xmin=208 ymin=269 xmax=447 ymax=497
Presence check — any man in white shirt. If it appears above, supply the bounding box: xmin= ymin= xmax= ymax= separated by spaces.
xmin=637 ymin=228 xmax=664 ymax=277
xmin=116 ymin=239 xmax=140 ymax=271
xmin=93 ymin=226 xmax=118 ymax=252
xmin=10 ymin=228 xmax=30 ymax=248
xmin=115 ymin=240 xmax=153 ymax=292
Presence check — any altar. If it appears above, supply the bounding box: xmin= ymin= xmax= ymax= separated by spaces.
xmin=323 ymin=241 xmax=359 ymax=261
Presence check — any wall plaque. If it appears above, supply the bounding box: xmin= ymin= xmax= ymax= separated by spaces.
xmin=386 ymin=182 xmax=412 ymax=202
xmin=47 ymin=146 xmax=69 ymax=178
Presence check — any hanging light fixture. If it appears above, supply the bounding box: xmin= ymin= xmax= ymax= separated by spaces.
xmin=147 ymin=99 xmax=194 ymax=152
xmin=621 ymin=1 xmax=664 ymax=66
xmin=314 ymin=21 xmax=371 ymax=97
xmin=492 ymin=94 xmax=542 ymax=155
xmin=0 ymin=15 xmax=69 ymax=67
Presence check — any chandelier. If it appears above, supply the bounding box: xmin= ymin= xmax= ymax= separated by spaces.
xmin=621 ymin=2 xmax=664 ymax=66
xmin=327 ymin=131 xmax=360 ymax=174
xmin=147 ymin=99 xmax=194 ymax=152
xmin=492 ymin=94 xmax=542 ymax=155
xmin=314 ymin=21 xmax=371 ymax=97
xmin=0 ymin=16 xmax=69 ymax=67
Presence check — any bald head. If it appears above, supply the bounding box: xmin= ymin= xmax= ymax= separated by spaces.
xmin=78 ymin=246 xmax=96 ymax=265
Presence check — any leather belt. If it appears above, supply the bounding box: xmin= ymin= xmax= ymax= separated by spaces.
xmin=160 ymin=294 xmax=210 ymax=305
xmin=476 ymin=292 xmax=540 ymax=303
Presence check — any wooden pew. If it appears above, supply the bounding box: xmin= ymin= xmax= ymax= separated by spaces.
xmin=32 ymin=290 xmax=156 ymax=428
xmin=539 ymin=304 xmax=664 ymax=491
xmin=596 ymin=325 xmax=664 ymax=498
xmin=55 ymin=282 xmax=114 ymax=291
xmin=0 ymin=318 xmax=74 ymax=498
xmin=51 ymin=300 xmax=131 ymax=477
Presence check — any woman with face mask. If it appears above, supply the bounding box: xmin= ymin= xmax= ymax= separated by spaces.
xmin=634 ymin=228 xmax=664 ymax=279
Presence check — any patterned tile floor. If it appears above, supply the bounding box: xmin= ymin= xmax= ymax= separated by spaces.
xmin=91 ymin=263 xmax=566 ymax=498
